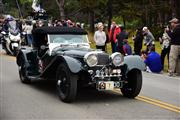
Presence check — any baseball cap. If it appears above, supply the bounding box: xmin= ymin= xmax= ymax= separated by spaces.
xmin=169 ymin=18 xmax=179 ymax=23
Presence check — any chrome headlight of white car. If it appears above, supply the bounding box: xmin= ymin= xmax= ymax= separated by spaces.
xmin=110 ymin=52 xmax=124 ymax=66
xmin=84 ymin=52 xmax=98 ymax=67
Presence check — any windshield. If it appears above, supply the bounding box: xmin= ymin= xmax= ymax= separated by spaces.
xmin=8 ymin=21 xmax=19 ymax=35
xmin=8 ymin=21 xmax=17 ymax=30
xmin=48 ymin=34 xmax=89 ymax=44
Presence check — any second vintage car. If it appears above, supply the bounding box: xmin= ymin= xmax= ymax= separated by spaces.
xmin=16 ymin=26 xmax=146 ymax=102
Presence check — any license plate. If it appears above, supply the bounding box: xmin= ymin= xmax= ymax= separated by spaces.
xmin=98 ymin=81 xmax=114 ymax=90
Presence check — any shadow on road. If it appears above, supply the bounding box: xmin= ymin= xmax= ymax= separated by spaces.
xmin=26 ymin=80 xmax=133 ymax=103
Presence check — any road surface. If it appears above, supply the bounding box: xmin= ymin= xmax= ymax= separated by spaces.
xmin=0 ymin=47 xmax=179 ymax=120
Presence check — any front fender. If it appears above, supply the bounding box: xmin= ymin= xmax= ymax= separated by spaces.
xmin=16 ymin=47 xmax=33 ymax=66
xmin=124 ymin=55 xmax=146 ymax=73
xmin=63 ymin=56 xmax=82 ymax=73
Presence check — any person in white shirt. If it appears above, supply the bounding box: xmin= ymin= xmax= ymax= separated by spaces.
xmin=94 ymin=22 xmax=106 ymax=51
xmin=24 ymin=21 xmax=33 ymax=47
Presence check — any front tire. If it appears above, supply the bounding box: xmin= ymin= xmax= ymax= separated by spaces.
xmin=121 ymin=69 xmax=142 ymax=98
xmin=13 ymin=47 xmax=18 ymax=56
xmin=56 ymin=64 xmax=78 ymax=102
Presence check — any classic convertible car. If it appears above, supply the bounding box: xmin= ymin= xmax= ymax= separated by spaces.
xmin=16 ymin=26 xmax=146 ymax=102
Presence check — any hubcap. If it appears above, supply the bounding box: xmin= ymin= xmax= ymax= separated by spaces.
xmin=57 ymin=74 xmax=69 ymax=95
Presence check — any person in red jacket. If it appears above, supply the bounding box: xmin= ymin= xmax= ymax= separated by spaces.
xmin=109 ymin=21 xmax=121 ymax=53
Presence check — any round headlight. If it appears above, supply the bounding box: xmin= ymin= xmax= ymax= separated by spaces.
xmin=84 ymin=53 xmax=98 ymax=67
xmin=110 ymin=52 xmax=124 ymax=66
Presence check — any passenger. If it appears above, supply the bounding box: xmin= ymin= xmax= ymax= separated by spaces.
xmin=141 ymin=46 xmax=163 ymax=73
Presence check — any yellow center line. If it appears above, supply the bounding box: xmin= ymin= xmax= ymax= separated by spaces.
xmin=113 ymin=89 xmax=180 ymax=113
xmin=138 ymin=95 xmax=180 ymax=110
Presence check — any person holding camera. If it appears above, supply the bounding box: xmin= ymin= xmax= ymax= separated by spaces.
xmin=159 ymin=27 xmax=171 ymax=70
xmin=166 ymin=18 xmax=180 ymax=76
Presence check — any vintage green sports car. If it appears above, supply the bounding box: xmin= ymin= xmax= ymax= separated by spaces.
xmin=16 ymin=26 xmax=146 ymax=102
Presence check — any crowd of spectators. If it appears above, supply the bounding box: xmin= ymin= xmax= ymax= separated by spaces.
xmin=94 ymin=18 xmax=179 ymax=76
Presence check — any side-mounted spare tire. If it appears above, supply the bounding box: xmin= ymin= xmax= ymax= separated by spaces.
xmin=18 ymin=55 xmax=31 ymax=84
xmin=121 ymin=69 xmax=142 ymax=98
xmin=56 ymin=64 xmax=78 ymax=103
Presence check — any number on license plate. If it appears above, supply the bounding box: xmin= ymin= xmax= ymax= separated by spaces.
xmin=98 ymin=81 xmax=114 ymax=90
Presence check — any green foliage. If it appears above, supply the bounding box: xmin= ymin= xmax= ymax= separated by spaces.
xmin=19 ymin=0 xmax=32 ymax=4
xmin=150 ymin=26 xmax=164 ymax=41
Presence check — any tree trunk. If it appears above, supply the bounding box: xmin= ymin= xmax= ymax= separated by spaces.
xmin=0 ymin=0 xmax=4 ymax=14
xmin=89 ymin=10 xmax=94 ymax=33
xmin=15 ymin=0 xmax=23 ymax=18
xmin=122 ymin=15 xmax=126 ymax=28
xmin=175 ymin=0 xmax=180 ymax=18
xmin=107 ymin=0 xmax=112 ymax=32
xmin=56 ymin=0 xmax=65 ymax=19
xmin=170 ymin=0 xmax=176 ymax=17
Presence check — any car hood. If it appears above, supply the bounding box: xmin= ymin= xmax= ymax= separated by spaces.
xmin=63 ymin=49 xmax=93 ymax=58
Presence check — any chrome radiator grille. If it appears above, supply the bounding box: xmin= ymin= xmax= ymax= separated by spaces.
xmin=97 ymin=53 xmax=109 ymax=65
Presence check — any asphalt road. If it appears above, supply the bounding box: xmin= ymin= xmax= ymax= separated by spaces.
xmin=0 ymin=48 xmax=180 ymax=120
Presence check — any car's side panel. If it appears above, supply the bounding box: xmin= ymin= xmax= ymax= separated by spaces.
xmin=124 ymin=55 xmax=146 ymax=73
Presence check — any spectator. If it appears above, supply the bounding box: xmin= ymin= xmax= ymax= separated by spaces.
xmin=24 ymin=21 xmax=33 ymax=47
xmin=141 ymin=46 xmax=163 ymax=73
xmin=116 ymin=26 xmax=128 ymax=55
xmin=166 ymin=18 xmax=180 ymax=76
xmin=76 ymin=22 xmax=81 ymax=28
xmin=123 ymin=39 xmax=132 ymax=56
xmin=109 ymin=21 xmax=121 ymax=53
xmin=94 ymin=22 xmax=106 ymax=51
xmin=142 ymin=26 xmax=155 ymax=53
xmin=133 ymin=27 xmax=143 ymax=55
xmin=159 ymin=27 xmax=171 ymax=70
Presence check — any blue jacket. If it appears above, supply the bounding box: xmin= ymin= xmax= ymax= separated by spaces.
xmin=144 ymin=52 xmax=162 ymax=73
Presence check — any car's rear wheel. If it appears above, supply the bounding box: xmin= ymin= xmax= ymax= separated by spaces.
xmin=19 ymin=56 xmax=31 ymax=84
xmin=121 ymin=69 xmax=142 ymax=98
xmin=56 ymin=64 xmax=77 ymax=102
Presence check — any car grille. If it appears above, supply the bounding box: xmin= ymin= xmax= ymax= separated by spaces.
xmin=97 ymin=53 xmax=109 ymax=65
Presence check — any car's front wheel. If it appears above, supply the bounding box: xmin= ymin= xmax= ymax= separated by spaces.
xmin=121 ymin=69 xmax=142 ymax=98
xmin=56 ymin=64 xmax=78 ymax=103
